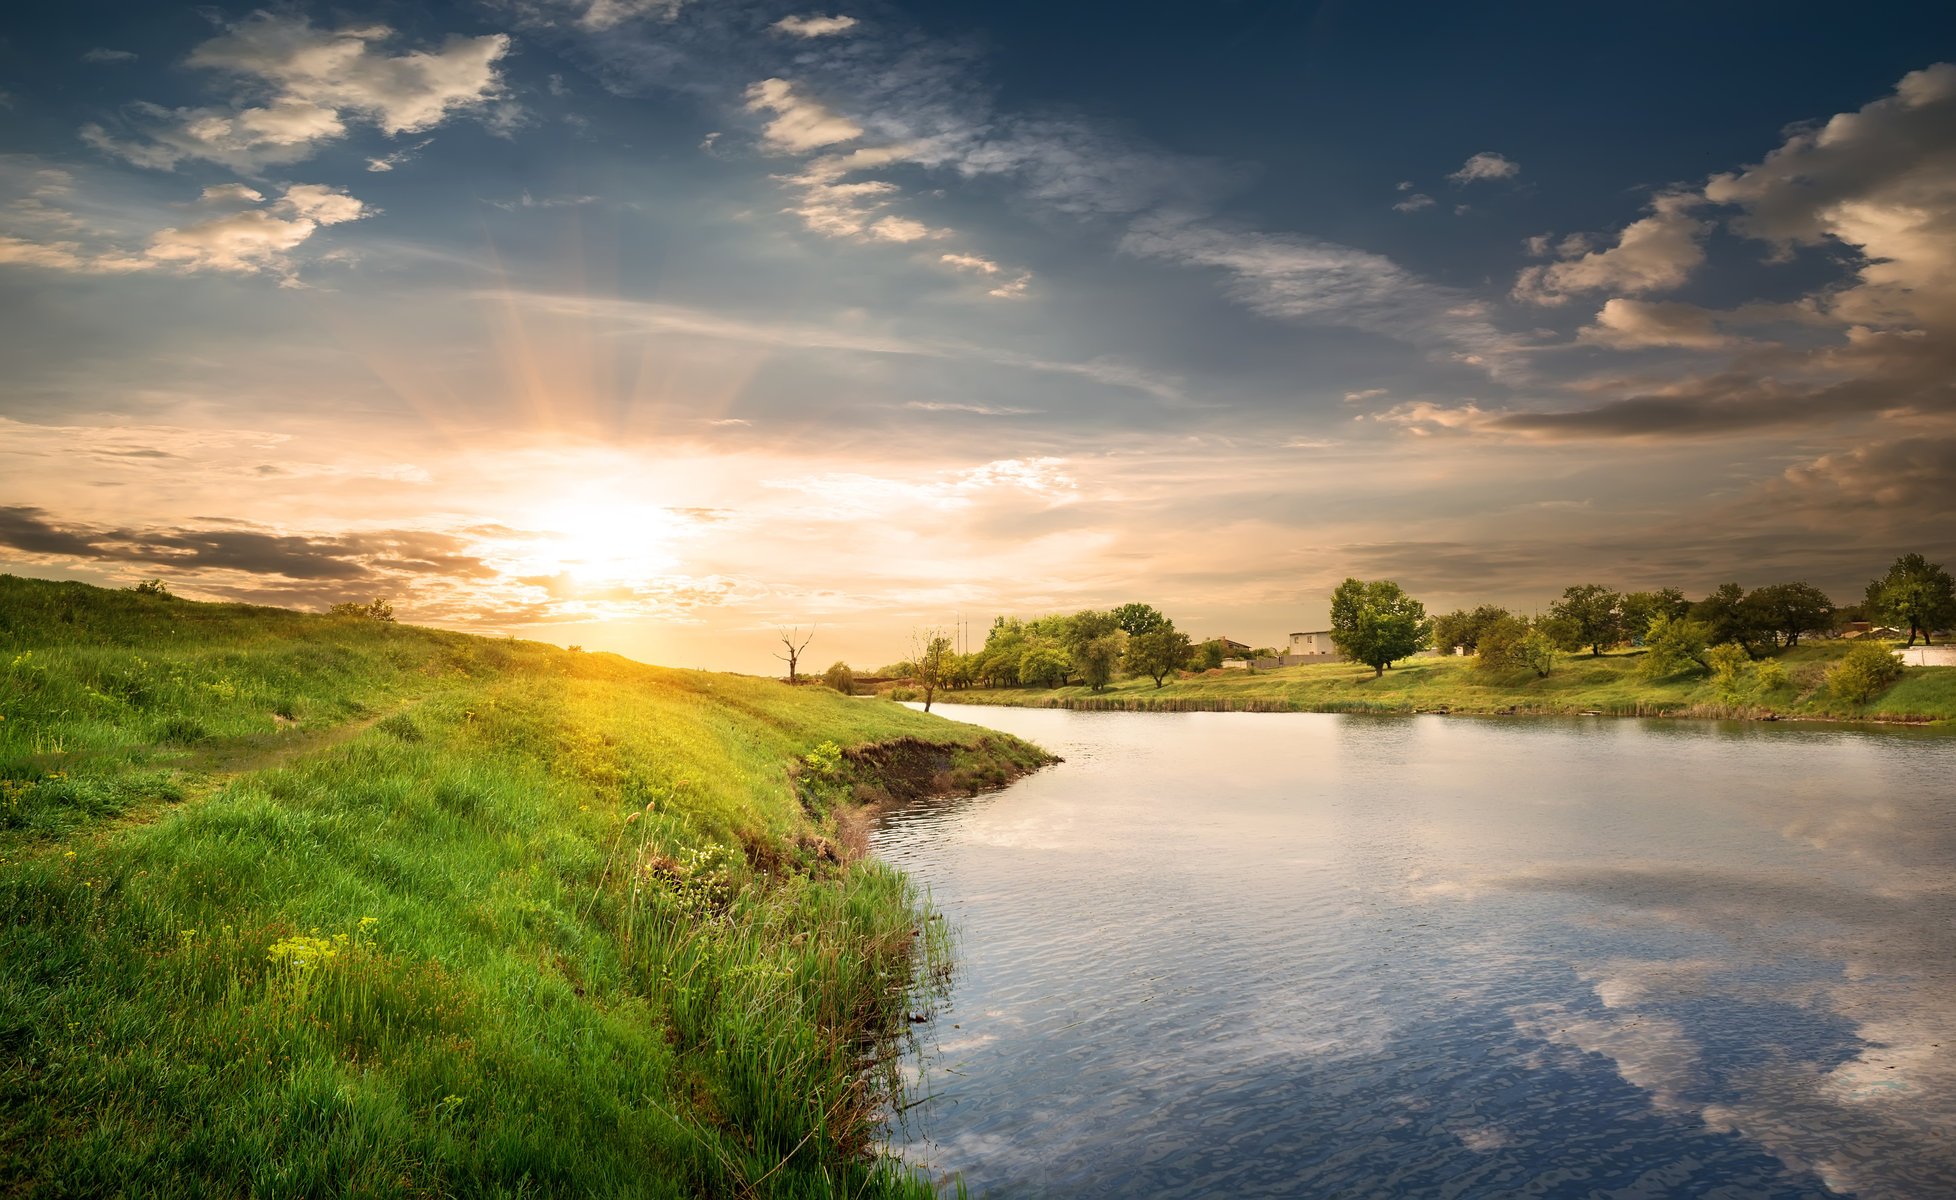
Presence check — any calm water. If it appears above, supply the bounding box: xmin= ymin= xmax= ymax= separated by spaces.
xmin=873 ymin=707 xmax=1956 ymax=1199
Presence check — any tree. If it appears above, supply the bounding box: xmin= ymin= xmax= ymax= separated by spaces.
xmin=131 ymin=578 xmax=170 ymax=596
xmin=1123 ymin=627 xmax=1192 ymax=688
xmin=1826 ymin=640 xmax=1905 ymax=704
xmin=912 ymin=631 xmax=955 ymax=713
xmin=821 ymin=661 xmax=855 ymax=695
xmin=1061 ymin=609 xmax=1121 ymax=662
xmin=1748 ymin=582 xmax=1835 ymax=647
xmin=1111 ymin=602 xmax=1170 ymax=637
xmin=1433 ymin=605 xmax=1512 ymax=654
xmin=1866 ymin=553 xmax=1956 ymax=646
xmin=1549 ymin=584 xmax=1622 ymax=656
xmin=1193 ymin=639 xmax=1226 ymax=670
xmin=1619 ymin=588 xmax=1689 ymax=644
xmin=1691 ymin=583 xmax=1771 ymax=657
xmin=1079 ymin=632 xmax=1126 ymax=691
xmin=1477 ymin=615 xmax=1555 ymax=677
xmin=774 ymin=625 xmax=815 ymax=685
xmin=1328 ymin=577 xmax=1432 ymax=678
xmin=1017 ymin=640 xmax=1070 ymax=688
xmin=1639 ymin=614 xmax=1713 ymax=678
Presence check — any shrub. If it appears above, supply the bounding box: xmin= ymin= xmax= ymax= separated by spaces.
xmin=1825 ymin=641 xmax=1904 ymax=705
xmin=887 ymin=687 xmax=918 ymax=702
xmin=131 ymin=578 xmax=171 ymax=596
xmin=1477 ymin=617 xmax=1555 ymax=677
xmin=326 ymin=598 xmax=396 ymax=622
xmin=820 ymin=661 xmax=856 ymax=695
xmin=1639 ymin=615 xmax=1712 ymax=678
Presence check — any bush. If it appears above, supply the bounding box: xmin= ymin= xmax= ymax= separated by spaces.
xmin=887 ymin=687 xmax=918 ymax=702
xmin=1825 ymin=641 xmax=1905 ymax=705
xmin=1476 ymin=617 xmax=1555 ymax=677
xmin=1639 ymin=615 xmax=1713 ymax=678
xmin=131 ymin=578 xmax=171 ymax=596
xmin=820 ymin=661 xmax=855 ymax=695
xmin=326 ymin=598 xmax=396 ymax=622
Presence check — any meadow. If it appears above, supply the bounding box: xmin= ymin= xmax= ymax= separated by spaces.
xmin=0 ymin=574 xmax=1047 ymax=1198
xmin=950 ymin=641 xmax=1956 ymax=723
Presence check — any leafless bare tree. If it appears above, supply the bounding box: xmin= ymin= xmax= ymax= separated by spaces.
xmin=774 ymin=625 xmax=815 ymax=684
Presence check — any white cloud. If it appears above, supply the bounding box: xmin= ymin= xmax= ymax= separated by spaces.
xmin=773 ymin=15 xmax=860 ymax=38
xmin=867 ymin=215 xmax=938 ymax=242
xmin=81 ymin=48 xmax=137 ymax=65
xmin=1577 ymin=298 xmax=1739 ymax=349
xmin=1448 ymin=151 xmax=1519 ymax=184
xmin=83 ymin=14 xmax=509 ymax=172
xmin=0 ymin=176 xmax=369 ymax=279
xmin=1513 ymin=192 xmax=1707 ymax=305
xmin=568 ymin=0 xmax=688 ymax=30
xmin=744 ymin=77 xmax=863 ymax=153
xmin=1393 ymin=192 xmax=1434 ymax=213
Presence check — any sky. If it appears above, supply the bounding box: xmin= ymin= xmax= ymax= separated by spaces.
xmin=2 ymin=1 xmax=1954 ymax=673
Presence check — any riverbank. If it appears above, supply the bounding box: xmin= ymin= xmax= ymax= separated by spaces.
xmin=0 ymin=575 xmax=1049 ymax=1197
xmin=946 ymin=642 xmax=1956 ymax=724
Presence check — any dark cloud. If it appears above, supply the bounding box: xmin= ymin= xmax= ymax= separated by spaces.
xmin=0 ymin=505 xmax=495 ymax=584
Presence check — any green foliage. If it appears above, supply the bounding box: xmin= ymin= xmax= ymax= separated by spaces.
xmin=0 ymin=573 xmax=1046 ymax=1198
xmin=1639 ymin=614 xmax=1713 ymax=678
xmin=1329 ymin=577 xmax=1432 ymax=677
xmin=1691 ymin=583 xmax=1771 ymax=656
xmin=1433 ymin=605 xmax=1512 ymax=654
xmin=326 ymin=597 xmax=396 ymax=623
xmin=1747 ymin=581 xmax=1836 ymax=647
xmin=131 ymin=577 xmax=171 ymax=596
xmin=1078 ymin=632 xmax=1126 ymax=691
xmin=821 ymin=661 xmax=856 ymax=695
xmin=1826 ymin=640 xmax=1906 ymax=704
xmin=1619 ymin=589 xmax=1689 ymax=643
xmin=1866 ymin=553 xmax=1956 ymax=646
xmin=1123 ymin=627 xmax=1193 ymax=688
xmin=1477 ymin=616 xmax=1555 ymax=677
xmin=1111 ymin=602 xmax=1170 ymax=637
xmin=1193 ymin=639 xmax=1227 ymax=670
xmin=1549 ymin=584 xmax=1622 ymax=656
xmin=1705 ymin=642 xmax=1755 ymax=702
xmin=911 ymin=632 xmax=956 ymax=712
xmin=1017 ymin=641 xmax=1071 ymax=688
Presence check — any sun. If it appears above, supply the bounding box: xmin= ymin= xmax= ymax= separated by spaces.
xmin=501 ymin=501 xmax=689 ymax=588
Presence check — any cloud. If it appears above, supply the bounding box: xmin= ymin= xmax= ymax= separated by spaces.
xmin=82 ymin=14 xmax=510 ymax=172
xmin=1393 ymin=192 xmax=1435 ymax=213
xmin=773 ymin=15 xmax=860 ymax=38
xmin=81 ymin=48 xmax=137 ymax=65
xmin=744 ymin=77 xmax=863 ymax=153
xmin=0 ymin=505 xmax=494 ymax=583
xmin=566 ymin=0 xmax=689 ymax=31
xmin=1775 ymin=435 xmax=1956 ymax=515
xmin=1120 ymin=214 xmax=1511 ymax=361
xmin=0 ymin=177 xmax=370 ymax=279
xmin=1447 ymin=152 xmax=1519 ymax=184
xmin=365 ymin=138 xmax=433 ymax=172
xmin=1513 ymin=191 xmax=1707 ymax=305
xmin=1576 ymin=298 xmax=1740 ymax=349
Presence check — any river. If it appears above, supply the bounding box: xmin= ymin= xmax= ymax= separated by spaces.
xmin=873 ymin=706 xmax=1956 ymax=1198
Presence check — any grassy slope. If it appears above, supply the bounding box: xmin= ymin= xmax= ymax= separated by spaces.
xmin=0 ymin=575 xmax=1046 ymax=1198
xmin=952 ymin=641 xmax=1956 ymax=724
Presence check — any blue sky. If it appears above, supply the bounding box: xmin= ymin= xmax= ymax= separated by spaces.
xmin=3 ymin=1 xmax=1953 ymax=670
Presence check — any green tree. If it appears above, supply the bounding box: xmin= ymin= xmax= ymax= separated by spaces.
xmin=1017 ymin=641 xmax=1071 ymax=688
xmin=1432 ymin=605 xmax=1512 ymax=654
xmin=1866 ymin=554 xmax=1956 ymax=646
xmin=327 ymin=598 xmax=396 ymax=622
xmin=1619 ymin=588 xmax=1689 ymax=644
xmin=820 ymin=661 xmax=855 ymax=695
xmin=1747 ymin=582 xmax=1835 ymax=648
xmin=1639 ymin=614 xmax=1713 ymax=678
xmin=131 ymin=578 xmax=171 ymax=596
xmin=1477 ymin=615 xmax=1555 ymax=677
xmin=1192 ymin=639 xmax=1226 ymax=670
xmin=1825 ymin=640 xmax=1905 ymax=704
xmin=1123 ymin=627 xmax=1193 ymax=688
xmin=1549 ymin=584 xmax=1622 ymax=656
xmin=1691 ymin=583 xmax=1771 ymax=657
xmin=1111 ymin=602 xmax=1170 ymax=637
xmin=1079 ymin=632 xmax=1126 ymax=691
xmin=1329 ymin=577 xmax=1432 ymax=678
xmin=912 ymin=631 xmax=956 ymax=713
xmin=1061 ymin=609 xmax=1121 ymax=661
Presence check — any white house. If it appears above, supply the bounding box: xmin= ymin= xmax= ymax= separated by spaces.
xmin=1285 ymin=630 xmax=1342 ymax=663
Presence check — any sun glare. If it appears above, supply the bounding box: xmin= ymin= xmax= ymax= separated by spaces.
xmin=498 ymin=501 xmax=688 ymax=588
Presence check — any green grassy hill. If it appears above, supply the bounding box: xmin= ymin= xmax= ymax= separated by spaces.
xmin=951 ymin=641 xmax=1956 ymax=723
xmin=0 ymin=574 xmax=1047 ymax=1198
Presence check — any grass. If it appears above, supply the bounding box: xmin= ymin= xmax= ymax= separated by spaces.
xmin=0 ymin=574 xmax=1047 ymax=1197
xmin=948 ymin=640 xmax=1956 ymax=724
